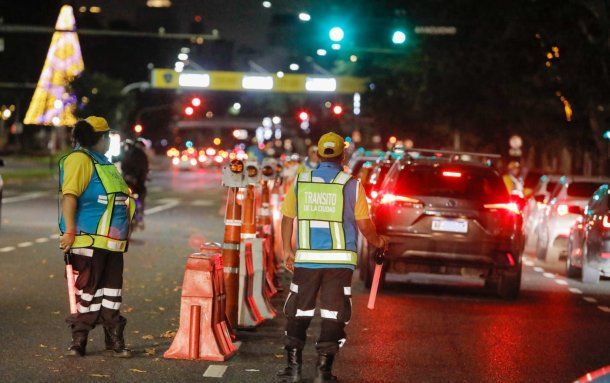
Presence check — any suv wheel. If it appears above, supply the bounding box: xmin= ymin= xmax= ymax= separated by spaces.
xmin=497 ymin=265 xmax=522 ymax=300
xmin=581 ymin=244 xmax=600 ymax=284
xmin=566 ymin=253 xmax=581 ymax=279
xmin=535 ymin=232 xmax=548 ymax=261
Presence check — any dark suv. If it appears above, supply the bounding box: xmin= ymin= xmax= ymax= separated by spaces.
xmin=363 ymin=152 xmax=524 ymax=299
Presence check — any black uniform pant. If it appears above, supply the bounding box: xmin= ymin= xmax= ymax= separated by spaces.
xmin=283 ymin=267 xmax=353 ymax=355
xmin=65 ymin=248 xmax=126 ymax=333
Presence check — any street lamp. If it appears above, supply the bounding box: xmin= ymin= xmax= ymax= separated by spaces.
xmin=262 ymin=1 xmax=271 ymax=8
xmin=298 ymin=12 xmax=311 ymax=22
xmin=289 ymin=63 xmax=300 ymax=71
xmin=329 ymin=26 xmax=344 ymax=42
xmin=316 ymin=49 xmax=327 ymax=56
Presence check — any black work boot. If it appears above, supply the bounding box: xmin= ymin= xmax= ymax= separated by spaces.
xmin=65 ymin=331 xmax=88 ymax=357
xmin=313 ymin=353 xmax=338 ymax=383
xmin=276 ymin=346 xmax=302 ymax=382
xmin=104 ymin=322 xmax=132 ymax=358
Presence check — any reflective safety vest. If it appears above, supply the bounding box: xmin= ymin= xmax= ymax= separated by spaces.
xmin=295 ymin=170 xmax=357 ymax=266
xmin=59 ymin=149 xmax=135 ymax=252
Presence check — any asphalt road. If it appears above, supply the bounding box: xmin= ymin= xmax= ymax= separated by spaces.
xmin=1 ymin=166 xmax=609 ymax=383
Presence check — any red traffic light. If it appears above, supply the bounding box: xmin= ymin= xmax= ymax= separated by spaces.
xmin=191 ymin=97 xmax=202 ymax=107
xmin=184 ymin=106 xmax=194 ymax=116
xmin=332 ymin=105 xmax=343 ymax=115
xmin=133 ymin=124 xmax=143 ymax=133
xmin=298 ymin=111 xmax=309 ymax=121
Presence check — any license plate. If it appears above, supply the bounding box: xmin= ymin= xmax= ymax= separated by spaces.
xmin=431 ymin=219 xmax=468 ymax=233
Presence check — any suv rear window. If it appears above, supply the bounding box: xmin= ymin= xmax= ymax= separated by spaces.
xmin=567 ymin=182 xmax=605 ymax=198
xmin=393 ymin=166 xmax=509 ymax=203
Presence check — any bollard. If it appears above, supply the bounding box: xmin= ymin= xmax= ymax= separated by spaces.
xmin=222 ymin=187 xmax=242 ymax=330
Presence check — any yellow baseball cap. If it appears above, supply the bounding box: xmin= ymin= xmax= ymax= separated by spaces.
xmin=317 ymin=132 xmax=344 ymax=158
xmin=84 ymin=116 xmax=111 ymax=133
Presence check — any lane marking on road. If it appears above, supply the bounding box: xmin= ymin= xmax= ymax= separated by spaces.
xmin=49 ymin=234 xmax=60 ymax=239
xmin=598 ymin=306 xmax=610 ymax=313
xmin=191 ymin=199 xmax=215 ymax=207
xmin=583 ymin=296 xmax=597 ymax=304
xmin=144 ymin=198 xmax=180 ymax=215
xmin=203 ymin=365 xmax=228 ymax=378
xmin=568 ymin=287 xmax=583 ymax=294
xmin=17 ymin=242 xmax=32 ymax=248
xmin=543 ymin=272 xmax=555 ymax=279
xmin=533 ymin=266 xmax=544 ymax=273
xmin=2 ymin=192 xmax=48 ymax=204
xmin=554 ymin=279 xmax=568 ymax=286
xmin=35 ymin=237 xmax=49 ymax=243
xmin=0 ymin=246 xmax=15 ymax=252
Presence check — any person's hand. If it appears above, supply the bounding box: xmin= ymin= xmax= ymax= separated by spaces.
xmin=376 ymin=235 xmax=390 ymax=250
xmin=283 ymin=248 xmax=295 ymax=273
xmin=60 ymin=233 xmax=75 ymax=253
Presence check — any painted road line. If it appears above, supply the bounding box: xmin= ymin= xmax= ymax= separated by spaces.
xmin=35 ymin=237 xmax=49 ymax=243
xmin=202 ymin=365 xmax=228 ymax=378
xmin=3 ymin=192 xmax=48 ymax=204
xmin=583 ymin=297 xmax=598 ymax=304
xmin=523 ymin=260 xmax=534 ymax=267
xmin=17 ymin=242 xmax=32 ymax=248
xmin=533 ymin=267 xmax=544 ymax=273
xmin=554 ymin=279 xmax=568 ymax=286
xmin=598 ymin=306 xmax=610 ymax=313
xmin=0 ymin=246 xmax=15 ymax=252
xmin=543 ymin=272 xmax=555 ymax=279
xmin=145 ymin=199 xmax=180 ymax=215
xmin=191 ymin=199 xmax=215 ymax=207
xmin=568 ymin=287 xmax=583 ymax=294
xmin=49 ymin=234 xmax=60 ymax=239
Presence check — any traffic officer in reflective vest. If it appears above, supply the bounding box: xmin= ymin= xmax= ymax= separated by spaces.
xmin=59 ymin=116 xmax=135 ymax=357
xmin=278 ymin=132 xmax=388 ymax=383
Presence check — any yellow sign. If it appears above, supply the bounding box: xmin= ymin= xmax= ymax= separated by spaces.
xmin=150 ymin=69 xmax=367 ymax=94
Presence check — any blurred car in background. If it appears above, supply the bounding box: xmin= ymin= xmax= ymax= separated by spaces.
xmin=363 ymin=156 xmax=396 ymax=201
xmin=566 ymin=184 xmax=610 ymax=284
xmin=347 ymin=155 xmax=378 ymax=177
xmin=523 ymin=174 xmax=560 ymax=246
xmin=535 ymin=176 xmax=610 ymax=262
xmin=363 ymin=150 xmax=523 ymax=299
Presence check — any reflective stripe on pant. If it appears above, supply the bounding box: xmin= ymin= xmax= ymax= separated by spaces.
xmin=283 ymin=267 xmax=353 ymax=354
xmin=66 ymin=248 xmax=126 ymax=332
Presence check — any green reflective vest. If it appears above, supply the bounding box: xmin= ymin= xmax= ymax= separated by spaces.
xmin=295 ymin=171 xmax=357 ymax=266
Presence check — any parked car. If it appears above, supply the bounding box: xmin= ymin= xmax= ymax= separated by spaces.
xmin=535 ymin=176 xmax=610 ymax=262
xmin=566 ymin=184 xmax=610 ymax=283
xmin=363 ymin=152 xmax=524 ymax=299
xmin=523 ymin=175 xmax=560 ymax=246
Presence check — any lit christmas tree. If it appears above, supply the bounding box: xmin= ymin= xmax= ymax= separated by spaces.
xmin=24 ymin=5 xmax=84 ymax=127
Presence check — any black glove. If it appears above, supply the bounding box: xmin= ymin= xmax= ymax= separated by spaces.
xmin=374 ymin=248 xmax=385 ymax=265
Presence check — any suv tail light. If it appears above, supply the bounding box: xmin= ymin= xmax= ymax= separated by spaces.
xmin=483 ymin=202 xmax=521 ymax=214
xmin=603 ymin=216 xmax=610 ymax=229
xmin=557 ymin=204 xmax=583 ymax=216
xmin=379 ymin=194 xmax=424 ymax=208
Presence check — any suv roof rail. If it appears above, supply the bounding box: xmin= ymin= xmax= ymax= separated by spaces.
xmin=404 ymin=148 xmax=501 ymax=163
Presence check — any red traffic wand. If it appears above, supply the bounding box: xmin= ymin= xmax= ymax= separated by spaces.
xmin=367 ymin=248 xmax=385 ymax=310
xmin=65 ymin=253 xmax=78 ymax=314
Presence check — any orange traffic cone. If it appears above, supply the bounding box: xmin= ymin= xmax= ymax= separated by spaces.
xmin=164 ymin=244 xmax=237 ymax=361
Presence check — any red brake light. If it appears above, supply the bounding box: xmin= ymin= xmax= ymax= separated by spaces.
xmin=603 ymin=216 xmax=610 ymax=229
xmin=379 ymin=194 xmax=423 ymax=207
xmin=484 ymin=202 xmax=521 ymax=214
xmin=557 ymin=204 xmax=569 ymax=216
xmin=442 ymin=171 xmax=462 ymax=178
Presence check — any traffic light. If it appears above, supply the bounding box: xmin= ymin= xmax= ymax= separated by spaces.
xmin=329 ymin=26 xmax=344 ymax=42
xmin=133 ymin=124 xmax=143 ymax=134
xmin=298 ymin=111 xmax=309 ymax=121
xmin=332 ymin=104 xmax=343 ymax=116
xmin=184 ymin=106 xmax=194 ymax=116
xmin=604 ymin=130 xmax=610 ymax=140
xmin=392 ymin=30 xmax=407 ymax=44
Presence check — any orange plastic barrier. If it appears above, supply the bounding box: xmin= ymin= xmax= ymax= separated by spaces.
xmin=164 ymin=245 xmax=237 ymax=361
